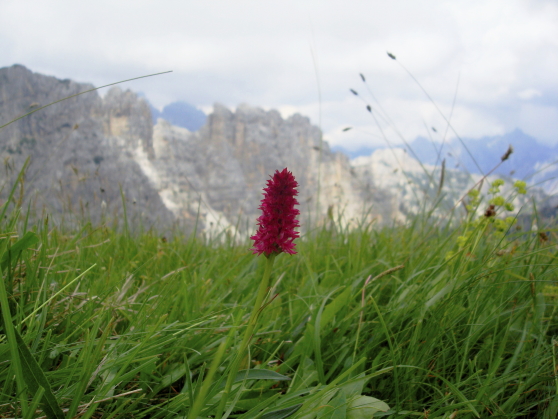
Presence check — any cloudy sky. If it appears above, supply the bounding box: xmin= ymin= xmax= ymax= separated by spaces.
xmin=1 ymin=0 xmax=557 ymax=151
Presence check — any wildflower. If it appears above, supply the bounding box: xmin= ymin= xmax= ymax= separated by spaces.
xmin=219 ymin=168 xmax=300 ymax=417
xmin=514 ymin=180 xmax=527 ymax=194
xmin=468 ymin=189 xmax=480 ymax=198
xmin=251 ymin=168 xmax=300 ymax=257
xmin=489 ymin=179 xmax=505 ymax=194
xmin=494 ymin=218 xmax=508 ymax=232
xmin=489 ymin=196 xmax=505 ymax=206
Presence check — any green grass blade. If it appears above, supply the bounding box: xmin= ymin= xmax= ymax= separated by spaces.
xmin=261 ymin=404 xmax=303 ymax=419
xmin=0 ymin=231 xmax=39 ymax=272
xmin=0 ymin=264 xmax=28 ymax=415
xmin=234 ymin=369 xmax=291 ymax=382
xmin=24 ymin=385 xmax=45 ymax=419
xmin=13 ymin=327 xmax=65 ymax=418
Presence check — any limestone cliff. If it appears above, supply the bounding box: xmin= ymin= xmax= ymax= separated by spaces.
xmin=144 ymin=104 xmax=396 ymax=235
xmin=0 ymin=64 xmax=175 ymax=230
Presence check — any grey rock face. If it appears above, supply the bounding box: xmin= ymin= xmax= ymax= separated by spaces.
xmin=146 ymin=103 xmax=390 ymax=234
xmin=102 ymin=87 xmax=155 ymax=157
xmin=0 ymin=64 xmax=175 ymax=231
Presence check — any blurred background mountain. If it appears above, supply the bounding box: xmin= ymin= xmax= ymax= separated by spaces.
xmin=148 ymin=100 xmax=206 ymax=131
xmin=1 ymin=65 xmax=556 ymax=234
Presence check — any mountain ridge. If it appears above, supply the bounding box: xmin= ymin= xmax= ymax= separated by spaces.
xmin=1 ymin=64 xmax=556 ymax=234
xmin=335 ymin=129 xmax=558 ymax=195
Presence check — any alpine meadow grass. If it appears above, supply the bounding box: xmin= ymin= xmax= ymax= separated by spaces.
xmin=1 ymin=165 xmax=557 ymax=418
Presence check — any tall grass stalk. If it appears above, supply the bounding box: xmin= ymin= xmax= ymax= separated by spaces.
xmin=216 ymin=254 xmax=276 ymax=419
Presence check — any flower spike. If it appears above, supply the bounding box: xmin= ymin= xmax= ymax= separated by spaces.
xmin=251 ymin=168 xmax=300 ymax=257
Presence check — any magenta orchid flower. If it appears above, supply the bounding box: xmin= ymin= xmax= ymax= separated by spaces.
xmin=250 ymin=168 xmax=300 ymax=257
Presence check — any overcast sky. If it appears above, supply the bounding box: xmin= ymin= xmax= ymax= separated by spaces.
xmin=1 ymin=0 xmax=557 ymax=151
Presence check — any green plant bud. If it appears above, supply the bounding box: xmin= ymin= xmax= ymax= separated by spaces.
xmin=490 ymin=196 xmax=505 ymax=206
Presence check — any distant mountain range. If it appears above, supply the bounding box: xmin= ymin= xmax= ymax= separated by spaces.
xmin=335 ymin=129 xmax=558 ymax=195
xmin=1 ymin=64 xmax=556 ymax=234
xmin=149 ymin=101 xmax=206 ymax=131
xmin=408 ymin=130 xmax=558 ymax=181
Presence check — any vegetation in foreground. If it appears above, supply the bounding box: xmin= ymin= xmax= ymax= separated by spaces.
xmin=1 ymin=182 xmax=558 ymax=419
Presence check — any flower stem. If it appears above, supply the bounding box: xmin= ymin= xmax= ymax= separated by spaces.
xmin=215 ymin=254 xmax=276 ymax=419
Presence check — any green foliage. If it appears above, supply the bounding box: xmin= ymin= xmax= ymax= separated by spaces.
xmin=1 ymin=192 xmax=557 ymax=418
xmin=448 ymin=179 xmax=528 ymax=261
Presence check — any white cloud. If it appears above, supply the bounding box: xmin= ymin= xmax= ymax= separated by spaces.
xmin=518 ymin=103 xmax=558 ymax=145
xmin=518 ymin=89 xmax=543 ymax=100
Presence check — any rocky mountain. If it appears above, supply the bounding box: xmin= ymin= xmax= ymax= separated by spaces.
xmin=145 ymin=103 xmax=394 ymax=236
xmin=409 ymin=130 xmax=558 ymax=188
xmin=0 ymin=65 xmax=396 ymax=234
xmin=351 ymin=147 xmax=558 ymax=226
xmin=337 ymin=130 xmax=558 ymax=195
xmin=1 ymin=64 xmax=555 ymax=236
xmin=0 ymin=64 xmax=176 ymax=231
